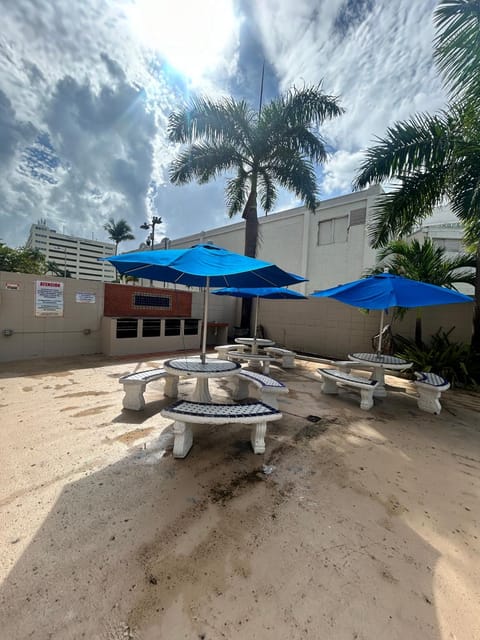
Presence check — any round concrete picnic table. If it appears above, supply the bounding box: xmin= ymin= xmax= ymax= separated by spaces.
xmin=227 ymin=350 xmax=276 ymax=375
xmin=163 ymin=357 xmax=240 ymax=403
xmin=348 ymin=352 xmax=413 ymax=397
xmin=234 ymin=337 xmax=275 ymax=355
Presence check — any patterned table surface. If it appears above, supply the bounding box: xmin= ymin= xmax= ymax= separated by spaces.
xmin=163 ymin=357 xmax=240 ymax=378
xmin=349 ymin=353 xmax=412 ymax=369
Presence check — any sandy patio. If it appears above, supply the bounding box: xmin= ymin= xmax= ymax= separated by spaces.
xmin=0 ymin=352 xmax=479 ymax=640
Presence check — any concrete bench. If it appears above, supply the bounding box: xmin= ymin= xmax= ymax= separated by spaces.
xmin=214 ymin=344 xmax=247 ymax=359
xmin=231 ymin=369 xmax=288 ymax=409
xmin=119 ymin=368 xmax=178 ymax=410
xmin=317 ymin=368 xmax=378 ymax=410
xmin=161 ymin=400 xmax=282 ymax=457
xmin=264 ymin=347 xmax=296 ymax=368
xmin=414 ymin=371 xmax=450 ymax=414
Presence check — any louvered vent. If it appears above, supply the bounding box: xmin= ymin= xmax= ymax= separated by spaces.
xmin=350 ymin=208 xmax=366 ymax=226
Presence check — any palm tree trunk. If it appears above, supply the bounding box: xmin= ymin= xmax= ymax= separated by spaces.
xmin=240 ymin=178 xmax=258 ymax=329
xmin=415 ymin=310 xmax=422 ymax=347
xmin=472 ymin=243 xmax=480 ymax=352
xmin=242 ymin=177 xmax=258 ymax=258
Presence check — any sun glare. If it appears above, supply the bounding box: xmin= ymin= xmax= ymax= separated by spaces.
xmin=128 ymin=0 xmax=236 ymax=82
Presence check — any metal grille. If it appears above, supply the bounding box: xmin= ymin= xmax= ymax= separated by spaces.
xmin=349 ymin=208 xmax=366 ymax=226
xmin=133 ymin=293 xmax=171 ymax=309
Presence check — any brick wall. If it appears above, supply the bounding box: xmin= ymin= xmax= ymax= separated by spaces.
xmin=104 ymin=284 xmax=192 ymax=318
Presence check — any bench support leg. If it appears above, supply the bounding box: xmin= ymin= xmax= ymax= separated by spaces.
xmin=232 ymin=377 xmax=250 ymax=400
xmin=259 ymin=391 xmax=278 ymax=409
xmin=262 ymin=361 xmax=270 ymax=375
xmin=122 ymin=383 xmax=146 ymax=411
xmin=281 ymin=356 xmax=295 ymax=368
xmin=173 ymin=421 xmax=193 ymax=458
xmin=359 ymin=389 xmax=374 ymax=411
xmin=417 ymin=388 xmax=443 ymax=414
xmin=321 ymin=379 xmax=338 ymax=395
xmin=164 ymin=375 xmax=178 ymax=398
xmin=251 ymin=421 xmax=267 ymax=454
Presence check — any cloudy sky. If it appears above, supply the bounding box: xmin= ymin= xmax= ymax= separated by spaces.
xmin=0 ymin=0 xmax=445 ymax=251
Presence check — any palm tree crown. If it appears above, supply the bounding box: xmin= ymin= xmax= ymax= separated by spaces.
xmin=168 ymin=85 xmax=344 ymax=257
xmin=372 ymin=237 xmax=476 ymax=289
xmin=369 ymin=237 xmax=475 ymax=346
xmin=104 ymin=217 xmax=135 ymax=255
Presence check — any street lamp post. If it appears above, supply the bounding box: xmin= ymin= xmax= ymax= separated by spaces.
xmin=140 ymin=215 xmax=162 ymax=250
xmin=140 ymin=216 xmax=162 ymax=286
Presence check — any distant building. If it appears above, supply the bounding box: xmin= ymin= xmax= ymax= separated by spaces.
xmin=26 ymin=220 xmax=116 ymax=282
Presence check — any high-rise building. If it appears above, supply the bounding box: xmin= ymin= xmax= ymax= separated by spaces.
xmin=26 ymin=220 xmax=116 ymax=282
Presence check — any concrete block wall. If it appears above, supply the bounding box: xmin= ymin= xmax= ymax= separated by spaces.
xmin=0 ymin=272 xmax=104 ymax=362
xmin=257 ymin=297 xmax=474 ymax=359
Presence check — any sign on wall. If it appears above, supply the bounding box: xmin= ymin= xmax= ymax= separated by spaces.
xmin=35 ymin=280 xmax=64 ymax=317
xmin=75 ymin=292 xmax=96 ymax=304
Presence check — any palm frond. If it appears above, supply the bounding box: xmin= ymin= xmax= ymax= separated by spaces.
xmin=257 ymin=171 xmax=277 ymax=213
xmin=225 ymin=169 xmax=249 ymax=218
xmin=269 ymin=152 xmax=318 ymax=211
xmin=168 ymin=96 xmax=254 ymax=149
xmin=354 ymin=112 xmax=455 ymax=189
xmin=277 ymin=84 xmax=344 ymax=126
xmin=369 ymin=166 xmax=450 ymax=247
xmin=169 ymin=142 xmax=240 ymax=185
xmin=434 ymin=0 xmax=480 ymax=103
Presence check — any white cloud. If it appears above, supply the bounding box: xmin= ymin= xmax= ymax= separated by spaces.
xmin=252 ymin=0 xmax=447 ymax=195
xmin=0 ymin=0 xmax=451 ymax=250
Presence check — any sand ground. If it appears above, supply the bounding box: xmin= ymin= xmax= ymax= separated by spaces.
xmin=0 ymin=352 xmax=479 ymax=640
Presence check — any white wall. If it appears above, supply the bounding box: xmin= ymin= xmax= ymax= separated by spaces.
xmin=0 ymin=271 xmax=104 ymax=362
xmin=166 ymin=186 xmax=384 ymax=294
xmin=257 ymin=297 xmax=474 ymax=359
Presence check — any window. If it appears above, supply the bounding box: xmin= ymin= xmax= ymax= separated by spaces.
xmin=133 ymin=293 xmax=171 ymax=309
xmin=184 ymin=319 xmax=199 ymax=335
xmin=350 ymin=208 xmax=366 ymax=226
xmin=165 ymin=319 xmax=181 ymax=336
xmin=433 ymin=238 xmax=462 ymax=252
xmin=116 ymin=318 xmax=138 ymax=339
xmin=142 ymin=319 xmax=162 ymax=337
xmin=317 ymin=215 xmax=348 ymax=245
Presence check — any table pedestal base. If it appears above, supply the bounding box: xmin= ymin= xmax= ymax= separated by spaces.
xmin=192 ymin=378 xmax=212 ymax=403
xmin=371 ymin=368 xmax=387 ymax=397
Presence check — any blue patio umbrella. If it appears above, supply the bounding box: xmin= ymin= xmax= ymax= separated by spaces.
xmin=311 ymin=272 xmax=472 ymax=353
xmin=212 ymin=286 xmax=307 ymax=338
xmin=101 ymin=243 xmax=306 ymax=361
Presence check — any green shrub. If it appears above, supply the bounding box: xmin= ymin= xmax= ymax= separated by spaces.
xmin=394 ymin=328 xmax=480 ymax=387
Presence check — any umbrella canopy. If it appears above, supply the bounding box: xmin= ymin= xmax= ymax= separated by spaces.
xmin=311 ymin=272 xmax=472 ymax=352
xmin=311 ymin=272 xmax=472 ymax=309
xmin=102 ymin=243 xmax=306 ymax=288
xmin=212 ymin=286 xmax=307 ymax=338
xmin=102 ymin=243 xmax=307 ymax=360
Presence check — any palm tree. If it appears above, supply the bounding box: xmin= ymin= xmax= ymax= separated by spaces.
xmin=354 ymin=0 xmax=480 ymax=350
xmin=368 ymin=237 xmax=476 ymax=345
xmin=168 ymin=85 xmax=344 ymax=259
xmin=103 ymin=217 xmax=135 ymax=255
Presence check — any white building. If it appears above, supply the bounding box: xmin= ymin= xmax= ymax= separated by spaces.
xmin=162 ymin=185 xmax=383 ymax=292
xmin=161 ymin=186 xmax=471 ymax=293
xmin=26 ymin=221 xmax=116 ymax=282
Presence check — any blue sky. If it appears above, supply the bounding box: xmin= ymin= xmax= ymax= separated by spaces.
xmin=0 ymin=0 xmax=445 ymax=251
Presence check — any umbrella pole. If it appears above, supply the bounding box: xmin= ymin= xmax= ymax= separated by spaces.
xmin=377 ymin=309 xmax=385 ymax=355
xmin=201 ymin=277 xmax=209 ymax=364
xmin=253 ymin=297 xmax=259 ymax=339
